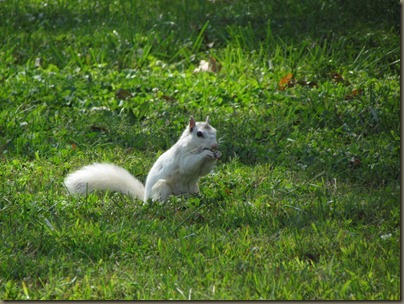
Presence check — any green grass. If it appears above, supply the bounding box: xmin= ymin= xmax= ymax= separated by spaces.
xmin=0 ymin=0 xmax=400 ymax=300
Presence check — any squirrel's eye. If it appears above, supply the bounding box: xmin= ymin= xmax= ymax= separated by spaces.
xmin=197 ymin=131 xmax=203 ymax=138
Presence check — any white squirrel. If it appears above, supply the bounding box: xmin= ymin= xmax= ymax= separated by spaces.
xmin=64 ymin=116 xmax=221 ymax=202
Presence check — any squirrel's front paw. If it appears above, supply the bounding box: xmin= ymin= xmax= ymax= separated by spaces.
xmin=202 ymin=149 xmax=215 ymax=159
xmin=203 ymin=149 xmax=221 ymax=160
xmin=213 ymin=150 xmax=222 ymax=159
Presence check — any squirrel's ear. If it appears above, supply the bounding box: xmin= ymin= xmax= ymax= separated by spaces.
xmin=189 ymin=117 xmax=196 ymax=132
xmin=206 ymin=116 xmax=210 ymax=124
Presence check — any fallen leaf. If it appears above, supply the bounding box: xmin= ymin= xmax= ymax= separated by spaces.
xmin=161 ymin=95 xmax=177 ymax=102
xmin=208 ymin=56 xmax=221 ymax=73
xmin=34 ymin=57 xmax=42 ymax=68
xmin=297 ymin=79 xmax=318 ymax=88
xmin=193 ymin=212 xmax=205 ymax=223
xmin=331 ymin=72 xmax=343 ymax=83
xmin=345 ymin=88 xmax=363 ymax=100
xmin=331 ymin=72 xmax=350 ymax=86
xmin=306 ymin=81 xmax=318 ymax=88
xmin=279 ymin=73 xmax=294 ymax=90
xmin=193 ymin=60 xmax=209 ymax=73
xmin=115 ymin=88 xmax=133 ymax=100
xmin=349 ymin=156 xmax=361 ymax=168
xmin=297 ymin=79 xmax=307 ymax=86
xmin=90 ymin=106 xmax=111 ymax=112
xmin=224 ymin=189 xmax=232 ymax=195
xmin=90 ymin=125 xmax=109 ymax=133
xmin=253 ymin=176 xmax=267 ymax=188
xmin=279 ymin=75 xmax=318 ymax=90
xmin=193 ymin=56 xmax=221 ymax=73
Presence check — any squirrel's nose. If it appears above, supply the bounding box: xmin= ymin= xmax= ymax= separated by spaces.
xmin=211 ymin=143 xmax=218 ymax=150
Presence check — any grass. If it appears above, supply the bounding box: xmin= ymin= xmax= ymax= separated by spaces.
xmin=0 ymin=0 xmax=400 ymax=300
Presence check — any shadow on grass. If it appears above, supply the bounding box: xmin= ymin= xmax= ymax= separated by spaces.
xmin=1 ymin=0 xmax=399 ymax=63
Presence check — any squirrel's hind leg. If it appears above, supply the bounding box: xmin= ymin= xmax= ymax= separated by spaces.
xmin=150 ymin=179 xmax=172 ymax=202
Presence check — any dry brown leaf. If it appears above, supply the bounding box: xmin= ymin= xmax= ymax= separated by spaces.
xmin=306 ymin=81 xmax=318 ymax=88
xmin=193 ymin=56 xmax=221 ymax=73
xmin=90 ymin=125 xmax=109 ymax=133
xmin=345 ymin=89 xmax=363 ymax=100
xmin=349 ymin=156 xmax=361 ymax=168
xmin=115 ymin=88 xmax=133 ymax=100
xmin=208 ymin=56 xmax=221 ymax=73
xmin=331 ymin=72 xmax=350 ymax=86
xmin=279 ymin=73 xmax=294 ymax=90
xmin=161 ymin=95 xmax=177 ymax=102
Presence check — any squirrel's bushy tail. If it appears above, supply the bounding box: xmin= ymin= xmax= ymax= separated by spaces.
xmin=64 ymin=163 xmax=145 ymax=200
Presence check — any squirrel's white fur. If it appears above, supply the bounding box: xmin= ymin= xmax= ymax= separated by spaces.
xmin=64 ymin=117 xmax=221 ymax=202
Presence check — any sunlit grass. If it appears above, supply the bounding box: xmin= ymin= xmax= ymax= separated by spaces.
xmin=0 ymin=0 xmax=399 ymax=300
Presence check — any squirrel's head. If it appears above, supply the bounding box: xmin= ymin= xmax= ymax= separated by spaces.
xmin=180 ymin=116 xmax=218 ymax=152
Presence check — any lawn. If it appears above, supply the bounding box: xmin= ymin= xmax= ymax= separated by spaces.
xmin=0 ymin=0 xmax=400 ymax=300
